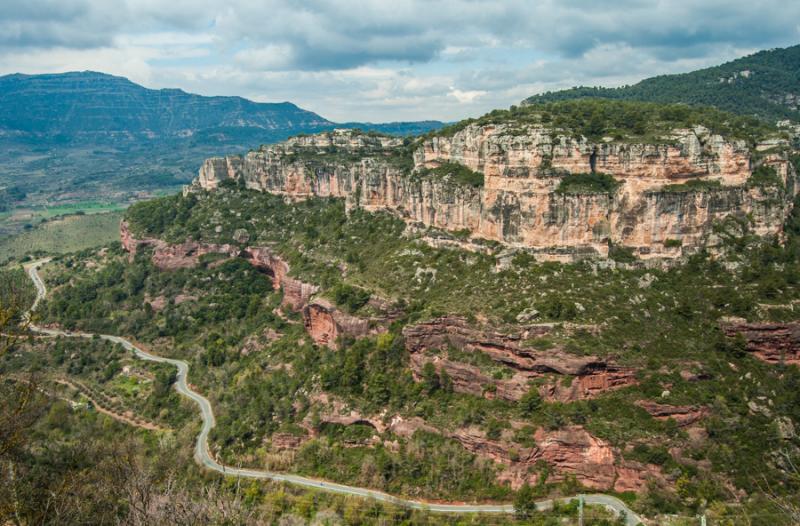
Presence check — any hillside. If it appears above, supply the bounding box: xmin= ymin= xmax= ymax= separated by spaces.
xmin=0 ymin=72 xmax=443 ymax=221
xmin=523 ymin=44 xmax=800 ymax=123
xmin=3 ymin=92 xmax=800 ymax=525
xmin=0 ymin=72 xmax=333 ymax=142
xmin=18 ymin=147 xmax=800 ymax=524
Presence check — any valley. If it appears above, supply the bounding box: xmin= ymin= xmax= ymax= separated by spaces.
xmin=1 ymin=40 xmax=800 ymax=526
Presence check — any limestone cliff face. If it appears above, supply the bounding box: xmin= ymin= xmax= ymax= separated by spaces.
xmin=191 ymin=127 xmax=797 ymax=260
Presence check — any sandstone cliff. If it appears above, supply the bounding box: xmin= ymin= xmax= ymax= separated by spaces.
xmin=721 ymin=318 xmax=800 ymax=365
xmin=190 ymin=126 xmax=797 ymax=261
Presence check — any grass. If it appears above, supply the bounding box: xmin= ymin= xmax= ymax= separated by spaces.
xmin=0 ymin=200 xmax=129 ymax=238
xmin=0 ymin=211 xmax=123 ymax=262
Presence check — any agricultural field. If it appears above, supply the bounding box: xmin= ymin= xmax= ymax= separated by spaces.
xmin=0 ymin=211 xmax=124 ymax=263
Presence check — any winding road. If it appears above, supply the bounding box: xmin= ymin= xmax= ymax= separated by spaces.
xmin=23 ymin=259 xmax=643 ymax=525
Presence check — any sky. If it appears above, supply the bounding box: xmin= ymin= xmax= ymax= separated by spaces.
xmin=0 ymin=0 xmax=798 ymax=123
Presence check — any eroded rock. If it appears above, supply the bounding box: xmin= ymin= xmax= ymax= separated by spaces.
xmin=403 ymin=316 xmax=636 ymax=401
xmin=721 ymin=319 xmax=800 ymax=365
xmin=191 ymin=127 xmax=797 ymax=262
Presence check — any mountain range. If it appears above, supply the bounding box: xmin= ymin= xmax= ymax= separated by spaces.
xmin=0 ymin=72 xmax=442 ymax=211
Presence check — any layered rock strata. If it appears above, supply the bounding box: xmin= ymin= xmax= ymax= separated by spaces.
xmin=308 ymin=399 xmax=662 ymax=491
xmin=191 ymin=127 xmax=797 ymax=261
xmin=634 ymin=400 xmax=709 ymax=427
xmin=721 ymin=318 xmax=800 ymax=365
xmin=121 ymin=221 xmax=380 ymax=347
xmin=402 ymin=316 xmax=636 ymax=401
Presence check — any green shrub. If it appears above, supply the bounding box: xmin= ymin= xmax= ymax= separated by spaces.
xmin=664 ymin=239 xmax=683 ymax=248
xmin=747 ymin=164 xmax=783 ymax=189
xmin=662 ymin=179 xmax=723 ymax=193
xmin=555 ymin=172 xmax=621 ymax=194
xmin=608 ymin=243 xmax=637 ymax=263
xmin=331 ymin=283 xmax=371 ymax=313
xmin=417 ymin=162 xmax=484 ymax=188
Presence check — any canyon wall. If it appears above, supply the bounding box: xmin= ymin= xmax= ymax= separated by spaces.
xmin=191 ymin=127 xmax=797 ymax=261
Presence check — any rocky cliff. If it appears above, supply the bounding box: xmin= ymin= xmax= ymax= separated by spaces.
xmin=190 ymin=125 xmax=797 ymax=261
xmin=403 ymin=316 xmax=636 ymax=402
xmin=721 ymin=318 xmax=800 ymax=365
xmin=120 ymin=221 xmax=386 ymax=348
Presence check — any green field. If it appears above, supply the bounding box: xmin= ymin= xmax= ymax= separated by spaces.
xmin=0 ymin=200 xmax=130 ymax=238
xmin=0 ymin=211 xmax=123 ymax=262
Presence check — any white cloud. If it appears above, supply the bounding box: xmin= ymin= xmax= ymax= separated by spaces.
xmin=0 ymin=1 xmax=797 ymax=121
xmin=449 ymin=87 xmax=487 ymax=103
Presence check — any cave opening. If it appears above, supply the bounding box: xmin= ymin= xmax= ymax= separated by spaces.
xmin=589 ymin=148 xmax=597 ymax=173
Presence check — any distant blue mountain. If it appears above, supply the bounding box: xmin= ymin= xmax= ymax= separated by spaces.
xmin=0 ymin=72 xmax=443 ymax=205
xmin=0 ymin=71 xmax=442 ymax=144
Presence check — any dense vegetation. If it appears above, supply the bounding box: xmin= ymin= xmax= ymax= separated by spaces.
xmin=19 ymin=184 xmax=797 ymax=523
xmin=556 ymin=172 xmax=620 ymax=194
xmin=416 ymin=161 xmax=485 ymax=188
xmin=523 ymin=44 xmax=800 ymax=124
xmin=432 ymin=99 xmax=778 ymax=145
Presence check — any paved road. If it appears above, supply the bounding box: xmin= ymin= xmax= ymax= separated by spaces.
xmin=23 ymin=260 xmax=644 ymax=525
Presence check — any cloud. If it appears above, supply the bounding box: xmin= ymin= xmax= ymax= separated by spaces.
xmin=449 ymin=87 xmax=487 ymax=103
xmin=0 ymin=0 xmax=797 ymax=121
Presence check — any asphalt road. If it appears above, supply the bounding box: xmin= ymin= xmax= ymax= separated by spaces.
xmin=24 ymin=259 xmax=644 ymax=525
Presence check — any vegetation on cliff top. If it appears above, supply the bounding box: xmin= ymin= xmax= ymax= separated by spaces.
xmin=523 ymin=44 xmax=800 ymax=124
xmin=430 ymin=98 xmax=779 ymax=145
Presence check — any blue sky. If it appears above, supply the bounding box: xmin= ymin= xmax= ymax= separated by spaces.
xmin=0 ymin=0 xmax=798 ymax=122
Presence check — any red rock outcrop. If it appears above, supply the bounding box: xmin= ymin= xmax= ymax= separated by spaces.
xmin=270 ymin=432 xmax=308 ymax=450
xmin=121 ymin=220 xmax=235 ymax=269
xmin=119 ymin=222 xmax=393 ymax=348
xmin=191 ymin=127 xmax=797 ymax=261
xmin=721 ymin=319 xmax=800 ymax=365
xmin=403 ymin=316 xmax=636 ymax=401
xmin=306 ymin=391 xmax=663 ymax=492
xmin=240 ymin=247 xmax=319 ymax=309
xmin=302 ymin=300 xmax=377 ymax=349
xmin=635 ymin=400 xmax=709 ymax=427
xmin=454 ymin=425 xmax=663 ymax=492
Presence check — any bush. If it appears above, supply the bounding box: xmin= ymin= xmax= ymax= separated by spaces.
xmin=514 ymin=483 xmax=539 ymax=519
xmin=417 ymin=162 xmax=484 ymax=188
xmin=331 ymin=283 xmax=371 ymax=313
xmin=555 ymin=172 xmax=621 ymax=194
xmin=609 ymin=243 xmax=637 ymax=263
xmin=662 ymin=179 xmax=723 ymax=193
xmin=747 ymin=164 xmax=783 ymax=189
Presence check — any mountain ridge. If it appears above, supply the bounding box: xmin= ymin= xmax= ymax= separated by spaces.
xmin=0 ymin=70 xmax=445 ymax=140
xmin=0 ymin=71 xmax=443 ymax=213
xmin=522 ymin=44 xmax=800 ymax=123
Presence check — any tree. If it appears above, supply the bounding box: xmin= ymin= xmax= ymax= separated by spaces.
xmin=519 ymin=388 xmax=543 ymax=416
xmin=421 ymin=362 xmax=440 ymax=394
xmin=514 ymin=482 xmax=539 ymax=519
